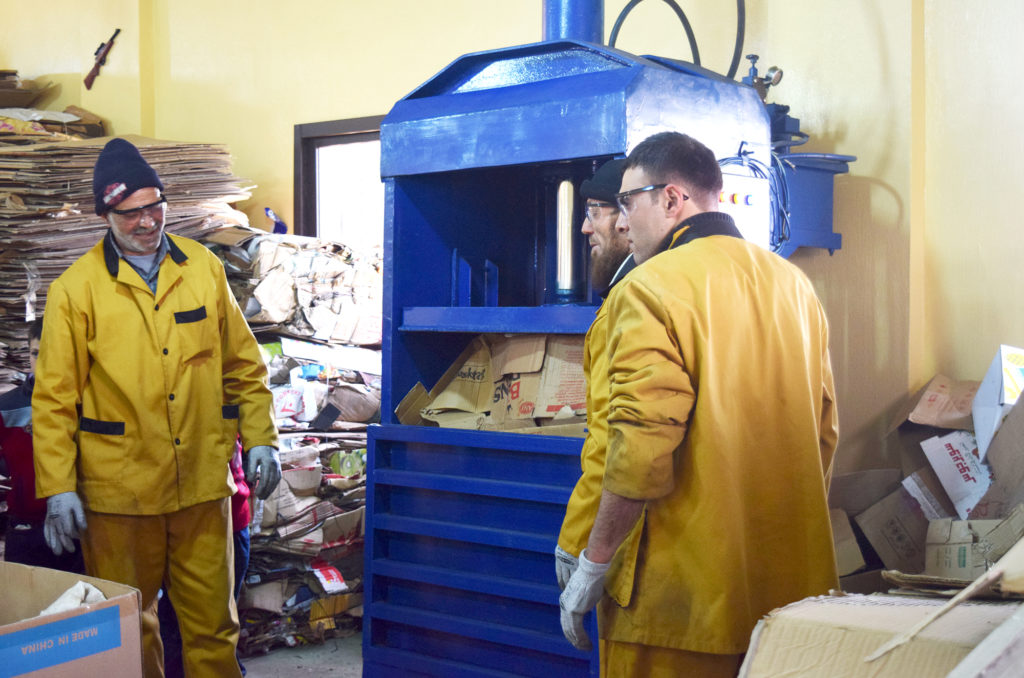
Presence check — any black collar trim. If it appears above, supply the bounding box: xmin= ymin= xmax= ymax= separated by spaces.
xmin=661 ymin=211 xmax=744 ymax=253
xmin=102 ymin=232 xmax=187 ymax=277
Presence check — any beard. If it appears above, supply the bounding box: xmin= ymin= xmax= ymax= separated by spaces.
xmin=590 ymin=242 xmax=631 ymax=292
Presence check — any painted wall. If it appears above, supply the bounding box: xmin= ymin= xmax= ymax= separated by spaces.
xmin=4 ymin=0 xmax=1018 ymax=474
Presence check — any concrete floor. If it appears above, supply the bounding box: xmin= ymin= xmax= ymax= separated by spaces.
xmin=243 ymin=632 xmax=362 ymax=677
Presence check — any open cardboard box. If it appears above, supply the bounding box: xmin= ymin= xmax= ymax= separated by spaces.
xmin=0 ymin=562 xmax=142 ymax=677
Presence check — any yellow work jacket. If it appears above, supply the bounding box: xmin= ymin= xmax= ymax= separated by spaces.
xmin=601 ymin=213 xmax=839 ymax=654
xmin=558 ymin=257 xmax=636 ymax=555
xmin=33 ymin=232 xmax=278 ymax=515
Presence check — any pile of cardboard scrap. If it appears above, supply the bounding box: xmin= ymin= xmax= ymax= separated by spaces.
xmin=239 ymin=436 xmax=366 ymax=655
xmin=201 ymin=225 xmax=383 ymax=435
xmin=742 ymin=345 xmax=1024 ymax=677
xmin=827 ymin=344 xmax=1024 ymax=593
xmin=0 ymin=135 xmax=253 ymax=387
xmin=396 ymin=333 xmax=588 ymax=437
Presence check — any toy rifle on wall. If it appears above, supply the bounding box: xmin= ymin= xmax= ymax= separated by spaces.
xmin=84 ymin=29 xmax=121 ymax=90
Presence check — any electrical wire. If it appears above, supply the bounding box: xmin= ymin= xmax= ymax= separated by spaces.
xmin=609 ymin=0 xmax=701 ymax=66
xmin=719 ymin=142 xmax=793 ymax=253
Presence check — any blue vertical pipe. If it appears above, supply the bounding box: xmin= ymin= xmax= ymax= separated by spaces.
xmin=543 ymin=0 xmax=604 ymax=43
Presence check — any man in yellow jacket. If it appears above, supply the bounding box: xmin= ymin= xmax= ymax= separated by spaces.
xmin=33 ymin=138 xmax=281 ymax=678
xmin=559 ymin=132 xmax=839 ymax=677
xmin=555 ymin=158 xmax=633 ymax=582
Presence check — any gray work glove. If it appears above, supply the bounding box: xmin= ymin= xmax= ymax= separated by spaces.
xmin=559 ymin=549 xmax=610 ymax=651
xmin=44 ymin=491 xmax=87 ymax=556
xmin=555 ymin=545 xmax=579 ymax=591
xmin=246 ymin=445 xmax=281 ymax=500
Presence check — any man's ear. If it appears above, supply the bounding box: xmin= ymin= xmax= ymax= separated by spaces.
xmin=662 ymin=184 xmax=688 ymax=218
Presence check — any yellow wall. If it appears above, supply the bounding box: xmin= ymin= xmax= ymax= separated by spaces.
xmin=4 ymin=0 xmax=1019 ymax=473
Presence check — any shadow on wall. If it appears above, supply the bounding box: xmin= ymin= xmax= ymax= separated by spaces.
xmin=791 ymin=173 xmax=909 ymax=474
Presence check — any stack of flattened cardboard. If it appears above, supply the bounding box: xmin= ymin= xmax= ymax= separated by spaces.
xmin=0 ymin=135 xmax=253 ymax=385
xmin=239 ymin=436 xmax=365 ymax=655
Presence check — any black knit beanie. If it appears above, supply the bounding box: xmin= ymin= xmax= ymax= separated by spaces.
xmin=92 ymin=138 xmax=164 ymax=215
xmin=580 ymin=158 xmax=627 ymax=204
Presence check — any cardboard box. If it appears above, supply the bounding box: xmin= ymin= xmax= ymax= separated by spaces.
xmin=855 ymin=486 xmax=930 ymax=574
xmin=739 ymin=594 xmax=1020 ymax=678
xmin=0 ymin=562 xmax=142 ymax=677
xmin=490 ymin=335 xmax=586 ymax=421
xmin=920 ymin=431 xmax=992 ymax=519
xmin=903 ymin=465 xmax=958 ymax=520
xmin=973 ymin=344 xmax=1024 ymax=459
xmin=974 ymin=399 xmax=1024 ymax=518
xmin=829 ymin=468 xmax=902 ymax=516
xmin=885 ymin=375 xmax=979 ymax=477
xmin=925 ymin=504 xmax=1024 ymax=580
xmin=832 ymin=508 xmax=867 ymax=576
xmin=925 ymin=518 xmax=1003 ymax=580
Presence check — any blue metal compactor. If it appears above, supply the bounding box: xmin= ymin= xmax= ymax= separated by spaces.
xmin=364 ymin=3 xmax=853 ymax=676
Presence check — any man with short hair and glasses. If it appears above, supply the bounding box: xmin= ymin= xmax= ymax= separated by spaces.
xmin=559 ymin=132 xmax=839 ymax=677
xmin=33 ymin=137 xmax=281 ymax=677
xmin=555 ymin=158 xmax=634 ymax=600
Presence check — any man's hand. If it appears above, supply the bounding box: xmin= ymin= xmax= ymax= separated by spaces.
xmin=246 ymin=445 xmax=281 ymax=499
xmin=555 ymin=545 xmax=579 ymax=591
xmin=559 ymin=549 xmax=609 ymax=651
xmin=44 ymin=491 xmax=87 ymax=556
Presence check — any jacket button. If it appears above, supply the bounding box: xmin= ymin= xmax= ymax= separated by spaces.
xmin=169 ymin=393 xmax=175 ymax=401
xmin=154 ymin=304 xmax=159 ymax=311
xmin=174 ymin=438 xmax=180 ymax=445
xmin=163 ymin=348 xmax=168 ymax=355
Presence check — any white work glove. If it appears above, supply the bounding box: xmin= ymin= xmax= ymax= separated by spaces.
xmin=559 ymin=549 xmax=610 ymax=651
xmin=555 ymin=545 xmax=579 ymax=591
xmin=245 ymin=445 xmax=281 ymax=500
xmin=44 ymin=491 xmax=87 ymax=556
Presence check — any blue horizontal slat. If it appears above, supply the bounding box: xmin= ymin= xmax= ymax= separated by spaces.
xmin=399 ymin=306 xmax=597 ymax=334
xmin=374 ymin=469 xmax=572 ymax=504
xmin=370 ymin=602 xmax=581 ymax=659
xmin=363 ymin=648 xmax=517 ymax=678
xmin=375 ymin=515 xmax=552 ymax=552
xmin=369 ymin=423 xmax=584 ymax=456
xmin=372 ymin=558 xmax=554 ymax=604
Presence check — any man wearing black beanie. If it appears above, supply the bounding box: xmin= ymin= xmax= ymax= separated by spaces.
xmin=554 ymin=157 xmax=634 ymax=593
xmin=32 ymin=137 xmax=282 ymax=678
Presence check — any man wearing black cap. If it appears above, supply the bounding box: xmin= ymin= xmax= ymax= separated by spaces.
xmin=32 ymin=137 xmax=281 ymax=677
xmin=554 ymin=158 xmax=633 ymax=591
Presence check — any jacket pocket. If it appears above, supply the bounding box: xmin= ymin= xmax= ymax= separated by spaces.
xmin=174 ymin=306 xmax=208 ymax=323
xmin=175 ymin=305 xmax=214 ymax=363
xmin=79 ymin=416 xmax=125 ymax=435
xmin=78 ymin=416 xmax=127 ymax=482
xmin=607 ymin=507 xmax=645 ymax=608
